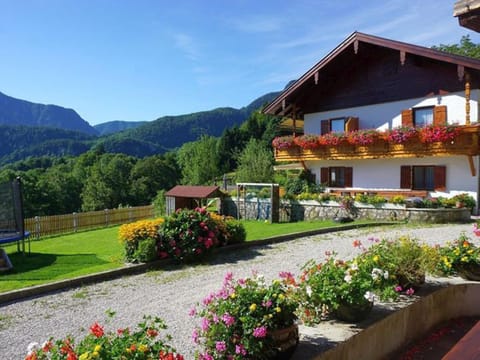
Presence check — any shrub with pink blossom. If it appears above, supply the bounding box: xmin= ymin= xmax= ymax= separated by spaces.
xmin=158 ymin=207 xmax=221 ymax=262
xmin=191 ymin=271 xmax=298 ymax=359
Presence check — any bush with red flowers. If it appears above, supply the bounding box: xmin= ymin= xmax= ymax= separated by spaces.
xmin=346 ymin=129 xmax=377 ymax=145
xmin=25 ymin=314 xmax=184 ymax=360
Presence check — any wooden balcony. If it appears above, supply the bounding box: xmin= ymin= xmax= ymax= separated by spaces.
xmin=274 ymin=125 xmax=480 ymax=162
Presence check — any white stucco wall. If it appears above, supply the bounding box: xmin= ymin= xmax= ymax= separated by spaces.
xmin=304 ymin=90 xmax=479 ymax=134
xmin=308 ymin=155 xmax=479 ymax=199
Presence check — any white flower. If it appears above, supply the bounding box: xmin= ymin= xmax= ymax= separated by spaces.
xmin=306 ymin=285 xmax=312 ymax=297
xmin=364 ymin=291 xmax=375 ymax=302
xmin=344 ymin=274 xmax=352 ymax=283
xmin=383 ymin=270 xmax=389 ymax=280
xmin=350 ymin=262 xmax=359 ymax=271
xmin=371 ymin=268 xmax=383 ymax=281
xmin=27 ymin=342 xmax=40 ymax=355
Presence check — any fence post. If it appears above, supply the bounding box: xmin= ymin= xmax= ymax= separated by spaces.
xmin=34 ymin=216 xmax=40 ymax=240
xmin=128 ymin=206 xmax=133 ymax=223
xmin=73 ymin=212 xmax=78 ymax=232
xmin=104 ymin=209 xmax=109 ymax=227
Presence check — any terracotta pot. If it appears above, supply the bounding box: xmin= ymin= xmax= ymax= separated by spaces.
xmin=269 ymin=323 xmax=299 ymax=359
xmin=334 ymin=300 xmax=373 ymax=322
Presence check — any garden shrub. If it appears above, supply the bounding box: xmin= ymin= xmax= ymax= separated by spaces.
xmin=133 ymin=237 xmax=158 ymax=263
xmin=225 ymin=219 xmax=247 ymax=244
xmin=158 ymin=207 xmax=220 ymax=262
xmin=451 ymin=193 xmax=476 ymax=209
xmin=118 ymin=218 xmax=164 ymax=262
xmin=390 ymin=195 xmax=405 ymax=205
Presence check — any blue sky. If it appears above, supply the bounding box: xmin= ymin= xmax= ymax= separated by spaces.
xmin=0 ymin=0 xmax=478 ymax=125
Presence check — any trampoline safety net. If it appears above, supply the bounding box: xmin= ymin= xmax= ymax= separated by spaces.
xmin=0 ymin=178 xmax=28 ymax=253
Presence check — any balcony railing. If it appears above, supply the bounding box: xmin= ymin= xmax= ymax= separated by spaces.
xmin=274 ymin=125 xmax=480 ymax=161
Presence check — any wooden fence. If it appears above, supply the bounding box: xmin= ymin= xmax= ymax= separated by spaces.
xmin=25 ymin=205 xmax=155 ymax=239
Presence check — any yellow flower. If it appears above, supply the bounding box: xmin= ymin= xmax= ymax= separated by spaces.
xmin=230 ymin=292 xmax=236 ymax=299
xmin=275 ymin=307 xmax=281 ymax=313
xmin=373 ymin=255 xmax=379 ymax=263
xmin=79 ymin=353 xmax=90 ymax=360
xmin=461 ymin=256 xmax=468 ymax=262
xmin=94 ymin=345 xmax=101 ymax=353
xmin=268 ymin=314 xmax=273 ymax=318
xmin=468 ymin=249 xmax=474 ymax=254
xmin=278 ymin=294 xmax=285 ymax=301
xmin=250 ymin=303 xmax=257 ymax=312
xmin=138 ymin=344 xmax=148 ymax=353
xmin=92 ymin=352 xmax=99 ymax=358
xmin=126 ymin=348 xmax=132 ymax=354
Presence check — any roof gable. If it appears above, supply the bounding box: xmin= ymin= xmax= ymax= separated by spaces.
xmin=165 ymin=185 xmax=221 ymax=198
xmin=264 ymin=32 xmax=480 ymax=117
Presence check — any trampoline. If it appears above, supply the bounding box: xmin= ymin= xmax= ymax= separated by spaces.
xmin=0 ymin=177 xmax=30 ymax=254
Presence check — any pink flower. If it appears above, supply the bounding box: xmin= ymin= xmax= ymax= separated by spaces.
xmin=215 ymin=341 xmax=227 ymax=352
xmin=253 ymin=326 xmax=267 ymax=338
xmin=235 ymin=344 xmax=247 ymax=355
xmin=222 ymin=313 xmax=235 ymax=326
xmin=201 ymin=317 xmax=210 ymax=331
xmin=395 ymin=285 xmax=403 ymax=292
xmin=205 ymin=238 xmax=214 ymax=249
xmin=406 ymin=288 xmax=415 ymax=296
xmin=189 ymin=307 xmax=197 ymax=317
xmin=473 ymin=223 xmax=480 ymax=237
xmin=192 ymin=329 xmax=199 ymax=344
xmin=262 ymin=299 xmax=272 ymax=308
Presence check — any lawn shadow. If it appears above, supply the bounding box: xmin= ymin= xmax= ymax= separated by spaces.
xmin=0 ymin=252 xmax=108 ymax=280
xmin=209 ymin=243 xmax=274 ymax=265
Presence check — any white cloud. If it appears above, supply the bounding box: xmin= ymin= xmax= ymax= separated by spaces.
xmin=172 ymin=32 xmax=200 ymax=61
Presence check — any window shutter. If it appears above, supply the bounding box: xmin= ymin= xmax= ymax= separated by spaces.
xmin=320 ymin=167 xmax=329 ymax=185
xmin=345 ymin=117 xmax=359 ymax=132
xmin=401 ymin=109 xmax=414 ymax=127
xmin=400 ymin=166 xmax=412 ymax=189
xmin=433 ymin=105 xmax=447 ymax=126
xmin=434 ymin=166 xmax=446 ymax=191
xmin=344 ymin=167 xmax=353 ymax=187
xmin=321 ymin=120 xmax=330 ymax=135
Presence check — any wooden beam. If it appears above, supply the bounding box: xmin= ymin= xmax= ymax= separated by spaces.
xmin=400 ymin=51 xmax=405 ymax=65
xmin=465 ymin=72 xmax=471 ymax=125
xmin=458 ymin=65 xmax=465 ymax=81
xmin=354 ymin=40 xmax=359 ymax=54
xmin=468 ymin=155 xmax=476 ymax=176
xmin=314 ymin=71 xmax=319 ymax=85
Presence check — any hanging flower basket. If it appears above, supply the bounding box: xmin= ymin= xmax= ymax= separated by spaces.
xmin=384 ymin=127 xmax=418 ymax=144
xmin=318 ymin=132 xmax=346 ymax=146
xmin=293 ymin=134 xmax=320 ymax=149
xmin=272 ymin=136 xmax=295 ymax=150
xmin=346 ymin=129 xmax=377 ymax=145
xmin=418 ymin=125 xmax=459 ymax=144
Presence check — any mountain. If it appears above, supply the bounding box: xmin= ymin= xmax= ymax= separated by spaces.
xmin=0 ymin=125 xmax=96 ymax=166
xmin=0 ymin=91 xmax=98 ymax=135
xmin=0 ymin=90 xmax=281 ymax=163
xmin=98 ymin=92 xmax=280 ymax=157
xmin=94 ymin=120 xmax=148 ymax=135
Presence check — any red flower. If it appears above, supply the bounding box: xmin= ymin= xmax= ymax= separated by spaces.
xmin=89 ymin=322 xmax=104 ymax=338
xmin=147 ymin=328 xmax=158 ymax=338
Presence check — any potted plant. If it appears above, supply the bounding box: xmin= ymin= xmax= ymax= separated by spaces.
xmin=357 ymin=236 xmax=429 ymax=290
xmin=418 ymin=124 xmax=459 ymax=143
xmin=191 ymin=271 xmax=299 ymax=360
xmin=296 ymin=255 xmax=377 ymax=323
xmin=318 ymin=132 xmax=346 ymax=146
xmin=437 ymin=232 xmax=480 ymax=281
xmin=383 ymin=127 xmax=418 ymax=144
xmin=346 ymin=129 xmax=377 ymax=146
xmin=25 ymin=314 xmax=184 ymax=360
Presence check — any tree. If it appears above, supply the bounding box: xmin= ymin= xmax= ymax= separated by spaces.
xmin=235 ymin=139 xmax=274 ymax=183
xmin=432 ymin=35 xmax=480 ymax=59
xmin=81 ymin=153 xmax=136 ymax=211
xmin=177 ymin=135 xmax=221 ymax=185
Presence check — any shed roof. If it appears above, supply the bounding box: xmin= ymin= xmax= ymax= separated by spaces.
xmin=165 ymin=185 xmax=221 ymax=198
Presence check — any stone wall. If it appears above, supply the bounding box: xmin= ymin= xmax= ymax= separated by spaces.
xmin=222 ymin=198 xmax=471 ymax=223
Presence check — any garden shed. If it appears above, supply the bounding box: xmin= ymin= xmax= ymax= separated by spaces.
xmin=165 ymin=185 xmax=223 ymax=215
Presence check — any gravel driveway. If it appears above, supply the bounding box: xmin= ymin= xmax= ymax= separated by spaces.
xmin=1 ymin=223 xmax=478 ymax=360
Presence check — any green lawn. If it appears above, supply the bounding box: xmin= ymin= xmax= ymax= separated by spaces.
xmin=0 ymin=227 xmax=124 ymax=293
xmin=0 ymin=220 xmax=372 ymax=293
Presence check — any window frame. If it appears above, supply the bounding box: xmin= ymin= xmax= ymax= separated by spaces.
xmin=413 ymin=106 xmax=434 ymax=128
